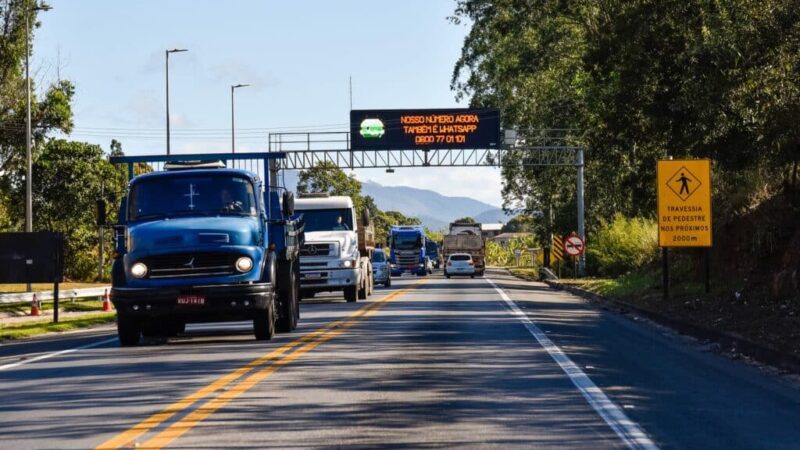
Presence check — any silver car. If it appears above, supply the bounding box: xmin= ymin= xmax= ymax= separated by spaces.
xmin=372 ymin=249 xmax=391 ymax=287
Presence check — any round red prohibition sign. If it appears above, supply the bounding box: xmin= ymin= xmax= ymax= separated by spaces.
xmin=563 ymin=235 xmax=585 ymax=257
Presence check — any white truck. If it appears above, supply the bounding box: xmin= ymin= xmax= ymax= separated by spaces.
xmin=295 ymin=194 xmax=374 ymax=302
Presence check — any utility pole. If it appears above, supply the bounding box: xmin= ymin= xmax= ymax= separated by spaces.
xmin=576 ymin=147 xmax=586 ymax=276
xmin=165 ymin=48 xmax=188 ymax=155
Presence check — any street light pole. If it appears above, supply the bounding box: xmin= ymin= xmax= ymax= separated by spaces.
xmin=165 ymin=48 xmax=187 ymax=155
xmin=230 ymin=84 xmax=249 ymax=153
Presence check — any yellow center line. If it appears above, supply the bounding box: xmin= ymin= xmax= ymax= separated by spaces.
xmin=96 ymin=281 xmax=424 ymax=450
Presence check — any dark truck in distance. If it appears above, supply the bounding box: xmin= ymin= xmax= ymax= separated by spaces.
xmin=107 ymin=153 xmax=302 ymax=346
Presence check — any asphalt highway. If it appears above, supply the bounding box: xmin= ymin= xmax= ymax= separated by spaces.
xmin=2 ymin=269 xmax=800 ymax=449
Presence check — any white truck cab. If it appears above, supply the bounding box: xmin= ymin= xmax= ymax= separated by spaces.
xmin=295 ymin=194 xmax=373 ymax=302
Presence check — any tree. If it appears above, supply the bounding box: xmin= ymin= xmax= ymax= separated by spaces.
xmin=502 ymin=215 xmax=534 ymax=233
xmin=297 ymin=161 xmax=363 ymax=212
xmin=452 ymin=216 xmax=476 ymax=224
xmin=451 ymin=0 xmax=800 ymax=241
xmin=1 ymin=139 xmax=127 ymax=280
xmin=0 ymin=1 xmax=74 ymax=175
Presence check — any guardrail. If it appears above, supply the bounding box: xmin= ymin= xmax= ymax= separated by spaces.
xmin=0 ymin=287 xmax=110 ymax=304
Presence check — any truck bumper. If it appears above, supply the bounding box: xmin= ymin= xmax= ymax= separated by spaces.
xmin=299 ymin=268 xmax=359 ymax=294
xmin=111 ymin=283 xmax=273 ymax=322
xmin=391 ymin=265 xmax=426 ymax=276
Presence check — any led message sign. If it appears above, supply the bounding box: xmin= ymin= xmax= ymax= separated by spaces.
xmin=350 ymin=108 xmax=501 ymax=150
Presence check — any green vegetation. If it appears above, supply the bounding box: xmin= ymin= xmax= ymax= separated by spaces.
xmin=507 ymin=267 xmax=538 ymax=281
xmin=451 ymin=0 xmax=800 ymax=276
xmin=0 ymin=312 xmax=115 ymax=341
xmin=586 ymin=215 xmax=658 ymax=277
xmin=0 ymin=5 xmax=128 ymax=282
xmin=486 ymin=235 xmax=539 ymax=267
xmin=452 ymin=216 xmax=476 ymax=224
xmin=0 ymin=282 xmax=106 ymax=294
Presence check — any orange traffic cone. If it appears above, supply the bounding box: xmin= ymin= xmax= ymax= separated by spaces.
xmin=30 ymin=293 xmax=41 ymax=316
xmin=102 ymin=289 xmax=113 ymax=312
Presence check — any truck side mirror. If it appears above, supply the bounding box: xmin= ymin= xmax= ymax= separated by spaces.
xmin=360 ymin=208 xmax=371 ymax=227
xmin=97 ymin=199 xmax=107 ymax=227
xmin=282 ymin=191 xmax=295 ymax=217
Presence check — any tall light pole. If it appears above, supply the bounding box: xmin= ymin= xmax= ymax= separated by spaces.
xmin=165 ymin=48 xmax=188 ymax=155
xmin=230 ymin=83 xmax=249 ymax=153
xmin=25 ymin=2 xmax=52 ymax=234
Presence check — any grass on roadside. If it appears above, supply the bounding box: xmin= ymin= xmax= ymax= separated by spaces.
xmin=0 ymin=312 xmax=115 ymax=341
xmin=507 ymin=267 xmax=539 ymax=281
xmin=0 ymin=298 xmax=104 ymax=315
xmin=0 ymin=282 xmax=107 ymax=294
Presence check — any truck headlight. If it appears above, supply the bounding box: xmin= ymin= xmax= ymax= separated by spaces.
xmin=340 ymin=260 xmax=354 ymax=268
xmin=235 ymin=257 xmax=254 ymax=273
xmin=131 ymin=262 xmax=148 ymax=278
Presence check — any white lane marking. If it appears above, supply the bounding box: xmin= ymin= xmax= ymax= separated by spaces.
xmin=486 ymin=278 xmax=659 ymax=450
xmin=0 ymin=337 xmax=118 ymax=371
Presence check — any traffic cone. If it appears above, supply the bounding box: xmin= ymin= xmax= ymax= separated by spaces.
xmin=30 ymin=293 xmax=40 ymax=316
xmin=102 ymin=289 xmax=113 ymax=312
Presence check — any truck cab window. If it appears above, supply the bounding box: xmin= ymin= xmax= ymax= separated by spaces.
xmin=129 ymin=175 xmax=256 ymax=221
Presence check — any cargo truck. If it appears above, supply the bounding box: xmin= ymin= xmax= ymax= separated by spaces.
xmin=442 ymin=222 xmax=486 ymax=276
xmin=389 ymin=225 xmax=429 ymax=276
xmin=108 ymin=154 xmax=302 ymax=346
xmin=294 ymin=194 xmax=374 ymax=302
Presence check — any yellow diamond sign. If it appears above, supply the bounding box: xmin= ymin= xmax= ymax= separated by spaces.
xmin=657 ymin=159 xmax=712 ymax=247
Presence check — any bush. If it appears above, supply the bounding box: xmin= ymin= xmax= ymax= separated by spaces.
xmin=486 ymin=235 xmax=540 ymax=267
xmin=587 ymin=214 xmax=658 ymax=277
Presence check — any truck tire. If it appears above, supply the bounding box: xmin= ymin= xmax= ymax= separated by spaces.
xmin=117 ymin=314 xmax=141 ymax=346
xmin=141 ymin=320 xmax=164 ymax=338
xmin=344 ymin=285 xmax=357 ymax=303
xmin=367 ymin=272 xmax=374 ymax=296
xmin=385 ymin=276 xmax=391 ymax=287
xmin=277 ymin=263 xmax=298 ymax=333
xmin=358 ymin=278 xmax=368 ymax=300
xmin=167 ymin=319 xmax=185 ymax=336
xmin=254 ymin=296 xmax=276 ymax=340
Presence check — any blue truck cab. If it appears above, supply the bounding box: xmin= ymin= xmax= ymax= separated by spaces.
xmin=389 ymin=225 xmax=429 ymax=276
xmin=109 ymin=154 xmax=302 ymax=346
xmin=426 ymin=240 xmax=441 ymax=269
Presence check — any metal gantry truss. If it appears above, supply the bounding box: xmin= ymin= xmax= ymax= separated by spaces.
xmin=267 ymin=131 xmax=581 ymax=169
xmin=266 ymin=130 xmax=586 ymax=275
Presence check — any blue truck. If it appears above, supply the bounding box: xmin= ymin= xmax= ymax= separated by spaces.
xmin=426 ymin=240 xmax=441 ymax=269
xmin=107 ymin=153 xmax=302 ymax=346
xmin=389 ymin=225 xmax=429 ymax=276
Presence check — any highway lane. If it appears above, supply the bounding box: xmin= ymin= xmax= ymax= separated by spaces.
xmin=0 ymin=270 xmax=798 ymax=449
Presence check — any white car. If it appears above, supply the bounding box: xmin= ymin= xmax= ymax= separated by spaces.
xmin=444 ymin=253 xmax=475 ymax=278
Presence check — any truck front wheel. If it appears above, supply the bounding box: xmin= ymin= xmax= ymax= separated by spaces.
xmin=277 ymin=266 xmax=298 ymax=333
xmin=358 ymin=278 xmax=368 ymax=300
xmin=254 ymin=298 xmax=276 ymax=340
xmin=344 ymin=285 xmax=357 ymax=303
xmin=117 ymin=314 xmax=141 ymax=346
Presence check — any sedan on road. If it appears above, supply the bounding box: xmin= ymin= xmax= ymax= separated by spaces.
xmin=444 ymin=253 xmax=476 ymax=278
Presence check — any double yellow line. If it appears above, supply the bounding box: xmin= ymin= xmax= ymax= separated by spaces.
xmin=96 ymin=281 xmax=424 ymax=450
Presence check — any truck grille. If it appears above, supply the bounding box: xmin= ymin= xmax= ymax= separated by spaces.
xmin=143 ymin=252 xmax=239 ymax=279
xmin=396 ymin=251 xmax=420 ymax=266
xmin=300 ymin=243 xmax=337 ymax=257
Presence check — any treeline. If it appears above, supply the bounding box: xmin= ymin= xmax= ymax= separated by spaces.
xmin=451 ymin=0 xmax=800 ymax=272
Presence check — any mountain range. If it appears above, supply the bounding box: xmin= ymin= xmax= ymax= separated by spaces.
xmin=283 ymin=171 xmax=508 ymax=231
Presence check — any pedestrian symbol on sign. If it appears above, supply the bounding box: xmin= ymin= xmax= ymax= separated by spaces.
xmin=667 ymin=166 xmax=701 ymax=201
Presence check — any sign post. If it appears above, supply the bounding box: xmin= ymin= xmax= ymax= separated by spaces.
xmin=657 ymin=159 xmax=712 ymax=298
xmin=563 ymin=233 xmax=586 ymax=278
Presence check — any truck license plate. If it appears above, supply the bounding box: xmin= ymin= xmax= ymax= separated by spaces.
xmin=304 ymin=272 xmax=322 ymax=279
xmin=177 ymin=295 xmax=205 ymax=305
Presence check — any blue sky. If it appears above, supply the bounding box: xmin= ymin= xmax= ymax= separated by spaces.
xmin=34 ymin=0 xmax=503 ymax=206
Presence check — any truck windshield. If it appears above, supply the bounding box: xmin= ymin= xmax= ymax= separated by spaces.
xmin=392 ymin=234 xmax=422 ymax=250
xmin=128 ymin=174 xmax=257 ymax=221
xmin=372 ymin=252 xmax=386 ymax=263
xmin=300 ymin=208 xmax=354 ymax=232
